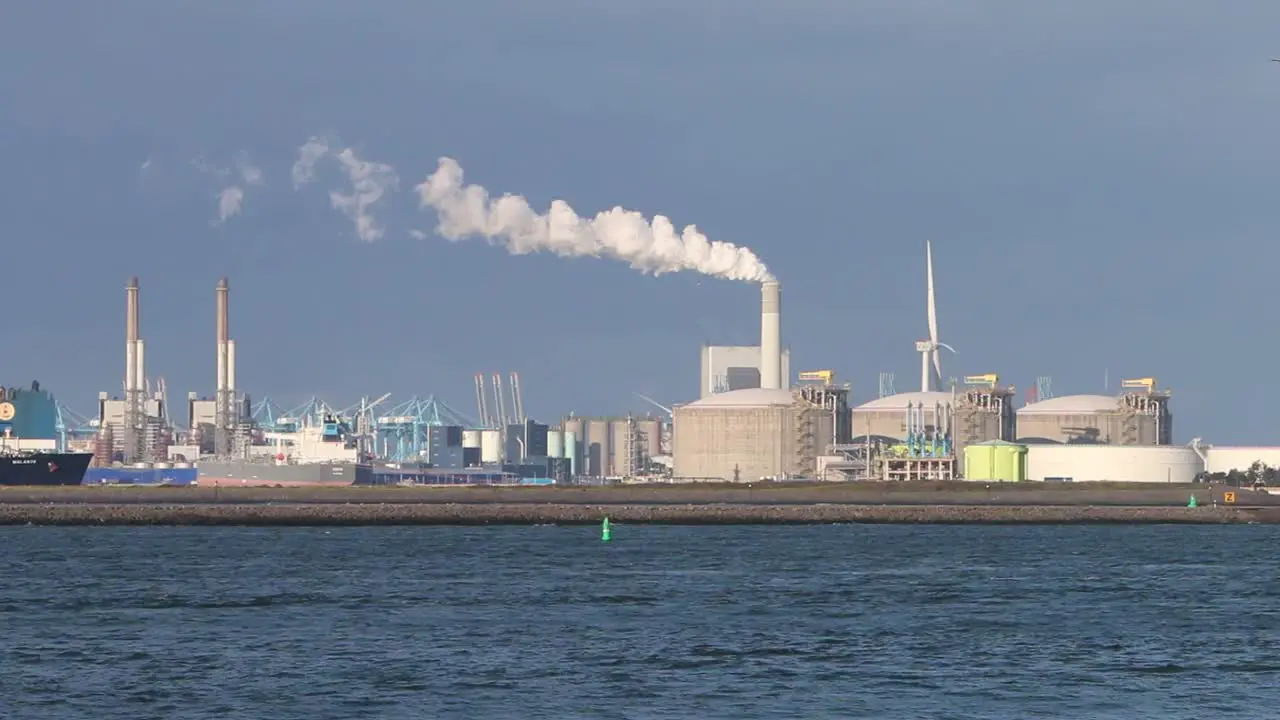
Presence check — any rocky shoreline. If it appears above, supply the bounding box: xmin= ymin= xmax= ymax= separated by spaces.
xmin=0 ymin=503 xmax=1272 ymax=526
xmin=2 ymin=481 xmax=1271 ymax=508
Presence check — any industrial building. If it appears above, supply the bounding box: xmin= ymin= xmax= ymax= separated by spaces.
xmin=1015 ymin=378 xmax=1172 ymax=445
xmin=91 ymin=278 xmax=176 ymax=465
xmin=672 ymin=281 xmax=844 ymax=482
xmin=850 ymin=376 xmax=1016 ymax=450
xmin=700 ymin=345 xmax=791 ymax=398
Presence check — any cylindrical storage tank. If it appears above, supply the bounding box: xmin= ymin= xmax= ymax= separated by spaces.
xmin=546 ymin=430 xmax=564 ymax=459
xmin=1024 ymin=445 xmax=1202 ymax=483
xmin=964 ymin=441 xmax=1027 ymax=482
xmin=132 ymin=462 xmax=152 ymax=469
xmin=462 ymin=430 xmax=482 ymax=449
xmin=963 ymin=444 xmax=995 ymax=480
xmin=638 ymin=419 xmax=662 ymax=457
xmin=564 ymin=430 xmax=577 ymax=477
xmin=480 ymin=429 xmax=501 ymax=464
xmin=993 ymin=443 xmax=1027 ymax=482
xmin=563 ymin=418 xmax=586 ymax=443
xmin=173 ymin=462 xmax=193 ymax=469
xmin=153 ymin=462 xmax=172 ymax=469
xmin=587 ymin=420 xmax=611 ymax=476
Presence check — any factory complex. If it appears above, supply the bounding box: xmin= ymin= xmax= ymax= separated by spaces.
xmin=3 ymin=248 xmax=1279 ymax=487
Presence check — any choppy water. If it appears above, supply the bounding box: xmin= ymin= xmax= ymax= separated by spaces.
xmin=1 ymin=525 xmax=1277 ymax=718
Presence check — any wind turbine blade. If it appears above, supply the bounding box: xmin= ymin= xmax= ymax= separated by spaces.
xmin=938 ymin=342 xmax=957 ymax=354
xmin=926 ymin=240 xmax=938 ymax=346
xmin=932 ymin=348 xmax=943 ymax=388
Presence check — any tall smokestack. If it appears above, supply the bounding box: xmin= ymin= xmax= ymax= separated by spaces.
xmin=760 ymin=280 xmax=781 ymax=390
xmin=125 ymin=277 xmax=139 ymax=392
xmin=216 ymin=277 xmax=229 ymax=394
xmin=226 ymin=339 xmax=236 ymax=392
xmin=135 ymin=339 xmax=145 ymax=394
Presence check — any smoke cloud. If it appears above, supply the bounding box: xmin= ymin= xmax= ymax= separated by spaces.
xmin=217 ymin=186 xmax=245 ymax=223
xmin=194 ymin=153 xmax=264 ymax=225
xmin=414 ymin=158 xmax=772 ymax=282
xmin=290 ymin=136 xmax=399 ymax=242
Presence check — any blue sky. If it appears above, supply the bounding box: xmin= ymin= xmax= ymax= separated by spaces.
xmin=3 ymin=1 xmax=1280 ymax=442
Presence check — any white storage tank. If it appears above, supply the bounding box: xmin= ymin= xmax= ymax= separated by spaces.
xmin=480 ymin=429 xmax=502 ymax=464
xmin=462 ymin=430 xmax=482 ymax=449
xmin=546 ymin=430 xmax=564 ymax=459
xmin=1024 ymin=445 xmax=1203 ymax=483
xmin=564 ymin=430 xmax=577 ymax=476
xmin=1203 ymin=446 xmax=1280 ymax=474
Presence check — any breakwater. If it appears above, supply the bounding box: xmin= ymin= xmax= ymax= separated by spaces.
xmin=0 ymin=503 xmax=1272 ymax=526
xmin=3 ymin=480 xmax=1272 ymax=507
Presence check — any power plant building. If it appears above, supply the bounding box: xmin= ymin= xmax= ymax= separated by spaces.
xmin=674 ymin=281 xmax=836 ymax=482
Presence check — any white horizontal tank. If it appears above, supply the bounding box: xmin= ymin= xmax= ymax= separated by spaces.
xmin=1024 ymin=445 xmax=1202 ymax=483
xmin=1204 ymin=446 xmax=1280 ymax=474
xmin=479 ymin=429 xmax=502 ymax=464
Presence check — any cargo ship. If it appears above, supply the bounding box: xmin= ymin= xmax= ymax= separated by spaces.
xmin=195 ymin=409 xmax=372 ymax=486
xmin=0 ymin=383 xmax=93 ymax=485
xmin=0 ymin=450 xmax=93 ymax=486
xmin=195 ymin=458 xmax=371 ymax=486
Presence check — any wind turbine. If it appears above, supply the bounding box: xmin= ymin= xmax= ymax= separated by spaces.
xmin=914 ymin=240 xmax=956 ymax=392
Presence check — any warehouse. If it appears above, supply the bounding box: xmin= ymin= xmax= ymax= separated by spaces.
xmin=672 ymin=388 xmax=833 ymax=482
xmin=1023 ymin=445 xmax=1202 ymax=483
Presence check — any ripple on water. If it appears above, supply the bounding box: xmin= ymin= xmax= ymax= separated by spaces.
xmin=1 ymin=524 xmax=1278 ymax=718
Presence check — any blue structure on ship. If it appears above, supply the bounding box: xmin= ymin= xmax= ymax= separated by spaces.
xmin=0 ymin=382 xmax=58 ymax=440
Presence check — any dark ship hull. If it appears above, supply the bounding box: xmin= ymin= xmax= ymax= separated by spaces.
xmin=0 ymin=452 xmax=93 ymax=486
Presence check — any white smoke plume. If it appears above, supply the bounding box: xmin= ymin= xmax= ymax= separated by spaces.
xmin=290 ymin=136 xmax=399 ymax=242
xmin=194 ymin=153 xmax=265 ymax=225
xmin=414 ymin=158 xmax=772 ymax=282
xmin=217 ymin=186 xmax=245 ymax=223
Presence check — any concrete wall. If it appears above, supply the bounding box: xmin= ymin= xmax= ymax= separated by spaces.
xmin=1016 ymin=412 xmax=1161 ymax=445
xmin=672 ymin=405 xmax=830 ymax=482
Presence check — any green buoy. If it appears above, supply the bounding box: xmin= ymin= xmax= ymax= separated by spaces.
xmin=601 ymin=516 xmax=612 ymax=542
xmin=1187 ymin=494 xmax=1198 ymax=508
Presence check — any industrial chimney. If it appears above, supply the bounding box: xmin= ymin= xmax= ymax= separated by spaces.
xmin=216 ymin=277 xmax=229 ymax=398
xmin=125 ymin=277 xmax=139 ymax=394
xmin=760 ymin=280 xmax=781 ymax=390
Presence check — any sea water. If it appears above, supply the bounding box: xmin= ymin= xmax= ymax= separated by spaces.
xmin=1 ymin=525 xmax=1276 ymax=718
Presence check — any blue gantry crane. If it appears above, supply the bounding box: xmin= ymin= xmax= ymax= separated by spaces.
xmin=374 ymin=395 xmax=475 ymax=463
